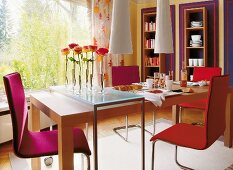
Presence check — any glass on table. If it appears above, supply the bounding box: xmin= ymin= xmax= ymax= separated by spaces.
xmin=158 ymin=73 xmax=166 ymax=88
xmin=153 ymin=72 xmax=160 ymax=88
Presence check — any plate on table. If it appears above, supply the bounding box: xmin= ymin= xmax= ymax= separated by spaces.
xmin=173 ymin=81 xmax=199 ymax=86
xmin=145 ymin=89 xmax=183 ymax=97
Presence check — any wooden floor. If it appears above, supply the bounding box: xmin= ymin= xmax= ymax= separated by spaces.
xmin=0 ymin=107 xmax=204 ymax=170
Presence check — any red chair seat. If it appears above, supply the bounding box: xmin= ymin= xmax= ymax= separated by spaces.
xmin=179 ymin=99 xmax=207 ymax=110
xmin=150 ymin=123 xmax=206 ymax=150
xmin=19 ymin=128 xmax=91 ymax=158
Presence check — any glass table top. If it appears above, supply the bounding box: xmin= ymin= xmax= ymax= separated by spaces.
xmin=49 ymin=86 xmax=144 ymax=107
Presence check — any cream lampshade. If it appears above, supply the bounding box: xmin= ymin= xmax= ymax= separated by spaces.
xmin=109 ymin=0 xmax=133 ymax=55
xmin=154 ymin=0 xmax=173 ymax=53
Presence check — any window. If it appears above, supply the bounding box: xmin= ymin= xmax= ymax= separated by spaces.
xmin=0 ymin=0 xmax=91 ymax=90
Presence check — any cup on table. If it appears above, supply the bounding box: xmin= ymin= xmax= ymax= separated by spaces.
xmin=165 ymin=75 xmax=170 ymax=81
xmin=146 ymin=78 xmax=154 ymax=89
xmin=198 ymin=59 xmax=204 ymax=66
xmin=193 ymin=59 xmax=198 ymax=66
xmin=165 ymin=80 xmax=173 ymax=91
xmin=188 ymin=59 xmax=193 ymax=66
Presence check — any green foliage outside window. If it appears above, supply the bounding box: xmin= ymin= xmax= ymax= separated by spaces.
xmin=0 ymin=0 xmax=90 ymax=90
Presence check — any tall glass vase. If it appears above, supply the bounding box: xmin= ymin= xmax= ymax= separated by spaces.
xmin=90 ymin=52 xmax=94 ymax=90
xmin=100 ymin=60 xmax=104 ymax=93
xmin=65 ymin=55 xmax=69 ymax=86
xmin=72 ymin=61 xmax=76 ymax=91
xmin=77 ymin=54 xmax=82 ymax=94
xmin=86 ymin=61 xmax=89 ymax=90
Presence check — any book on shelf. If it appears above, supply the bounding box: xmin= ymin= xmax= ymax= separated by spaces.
xmin=145 ymin=39 xmax=155 ymax=48
xmin=145 ymin=56 xmax=160 ymax=66
xmin=144 ymin=21 xmax=156 ymax=31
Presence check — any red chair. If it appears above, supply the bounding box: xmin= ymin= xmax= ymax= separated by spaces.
xmin=150 ymin=75 xmax=230 ymax=169
xmin=3 ymin=72 xmax=91 ymax=169
xmin=179 ymin=67 xmax=222 ymax=122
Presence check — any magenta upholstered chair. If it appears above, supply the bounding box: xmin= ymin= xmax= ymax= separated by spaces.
xmin=3 ymin=72 xmax=91 ymax=169
xmin=179 ymin=67 xmax=222 ymax=123
xmin=112 ymin=66 xmax=141 ymax=141
xmin=112 ymin=66 xmax=140 ymax=86
xmin=151 ymin=75 xmax=229 ymax=169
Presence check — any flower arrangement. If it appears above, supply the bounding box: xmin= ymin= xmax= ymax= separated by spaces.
xmin=96 ymin=47 xmax=109 ymax=92
xmin=68 ymin=43 xmax=78 ymax=88
xmin=88 ymin=45 xmax=98 ymax=88
xmin=61 ymin=48 xmax=70 ymax=85
xmin=61 ymin=44 xmax=109 ymax=93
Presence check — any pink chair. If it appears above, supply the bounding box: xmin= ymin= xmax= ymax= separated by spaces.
xmin=151 ymin=75 xmax=230 ymax=169
xmin=112 ymin=66 xmax=142 ymax=141
xmin=3 ymin=72 xmax=91 ymax=169
xmin=112 ymin=66 xmax=140 ymax=86
xmin=179 ymin=67 xmax=222 ymax=123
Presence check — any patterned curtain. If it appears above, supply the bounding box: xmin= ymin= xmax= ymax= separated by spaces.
xmin=87 ymin=0 xmax=118 ymax=87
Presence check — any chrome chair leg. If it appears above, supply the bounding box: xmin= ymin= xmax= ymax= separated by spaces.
xmin=113 ymin=113 xmax=154 ymax=141
xmin=152 ymin=111 xmax=156 ymax=135
xmin=151 ymin=141 xmax=156 ymax=170
xmin=126 ymin=115 xmax=128 ymax=141
xmin=175 ymin=146 xmax=193 ymax=170
xmin=85 ymin=154 xmax=91 ymax=170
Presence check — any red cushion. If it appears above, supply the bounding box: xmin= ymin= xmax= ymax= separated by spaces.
xmin=150 ymin=123 xmax=207 ymax=150
xmin=18 ymin=128 xmax=91 ymax=158
xmin=179 ymin=99 xmax=207 ymax=109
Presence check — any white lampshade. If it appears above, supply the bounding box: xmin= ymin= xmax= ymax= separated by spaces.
xmin=154 ymin=0 xmax=174 ymax=53
xmin=109 ymin=0 xmax=133 ymax=54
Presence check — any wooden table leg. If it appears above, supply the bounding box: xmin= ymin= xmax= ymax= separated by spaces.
xmin=224 ymin=93 xmax=233 ymax=147
xmin=30 ymin=102 xmax=41 ymax=170
xmin=172 ymin=105 xmax=180 ymax=124
xmin=58 ymin=123 xmax=74 ymax=170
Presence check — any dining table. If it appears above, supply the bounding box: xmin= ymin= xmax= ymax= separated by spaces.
xmin=29 ymin=84 xmax=233 ymax=170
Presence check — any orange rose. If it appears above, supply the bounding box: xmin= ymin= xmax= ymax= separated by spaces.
xmin=88 ymin=45 xmax=98 ymax=52
xmin=74 ymin=46 xmax=82 ymax=55
xmin=96 ymin=55 xmax=103 ymax=62
xmin=68 ymin=43 xmax=78 ymax=49
xmin=104 ymin=73 xmax=109 ymax=80
xmin=94 ymin=6 xmax=99 ymax=14
xmin=61 ymin=48 xmax=70 ymax=56
xmin=82 ymin=45 xmax=90 ymax=53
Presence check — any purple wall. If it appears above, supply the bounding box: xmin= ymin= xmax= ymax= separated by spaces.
xmin=224 ymin=0 xmax=233 ymax=85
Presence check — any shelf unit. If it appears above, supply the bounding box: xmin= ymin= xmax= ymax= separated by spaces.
xmin=184 ymin=7 xmax=208 ymax=80
xmin=141 ymin=9 xmax=165 ymax=81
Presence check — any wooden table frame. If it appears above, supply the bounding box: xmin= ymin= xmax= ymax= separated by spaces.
xmin=29 ymin=91 xmax=145 ymax=170
xmin=29 ymin=86 xmax=233 ymax=170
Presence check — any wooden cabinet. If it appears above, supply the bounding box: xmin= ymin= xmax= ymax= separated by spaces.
xmin=141 ymin=9 xmax=165 ymax=81
xmin=184 ymin=7 xmax=207 ymax=80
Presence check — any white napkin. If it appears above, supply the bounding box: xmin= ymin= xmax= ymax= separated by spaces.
xmin=137 ymin=91 xmax=165 ymax=107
